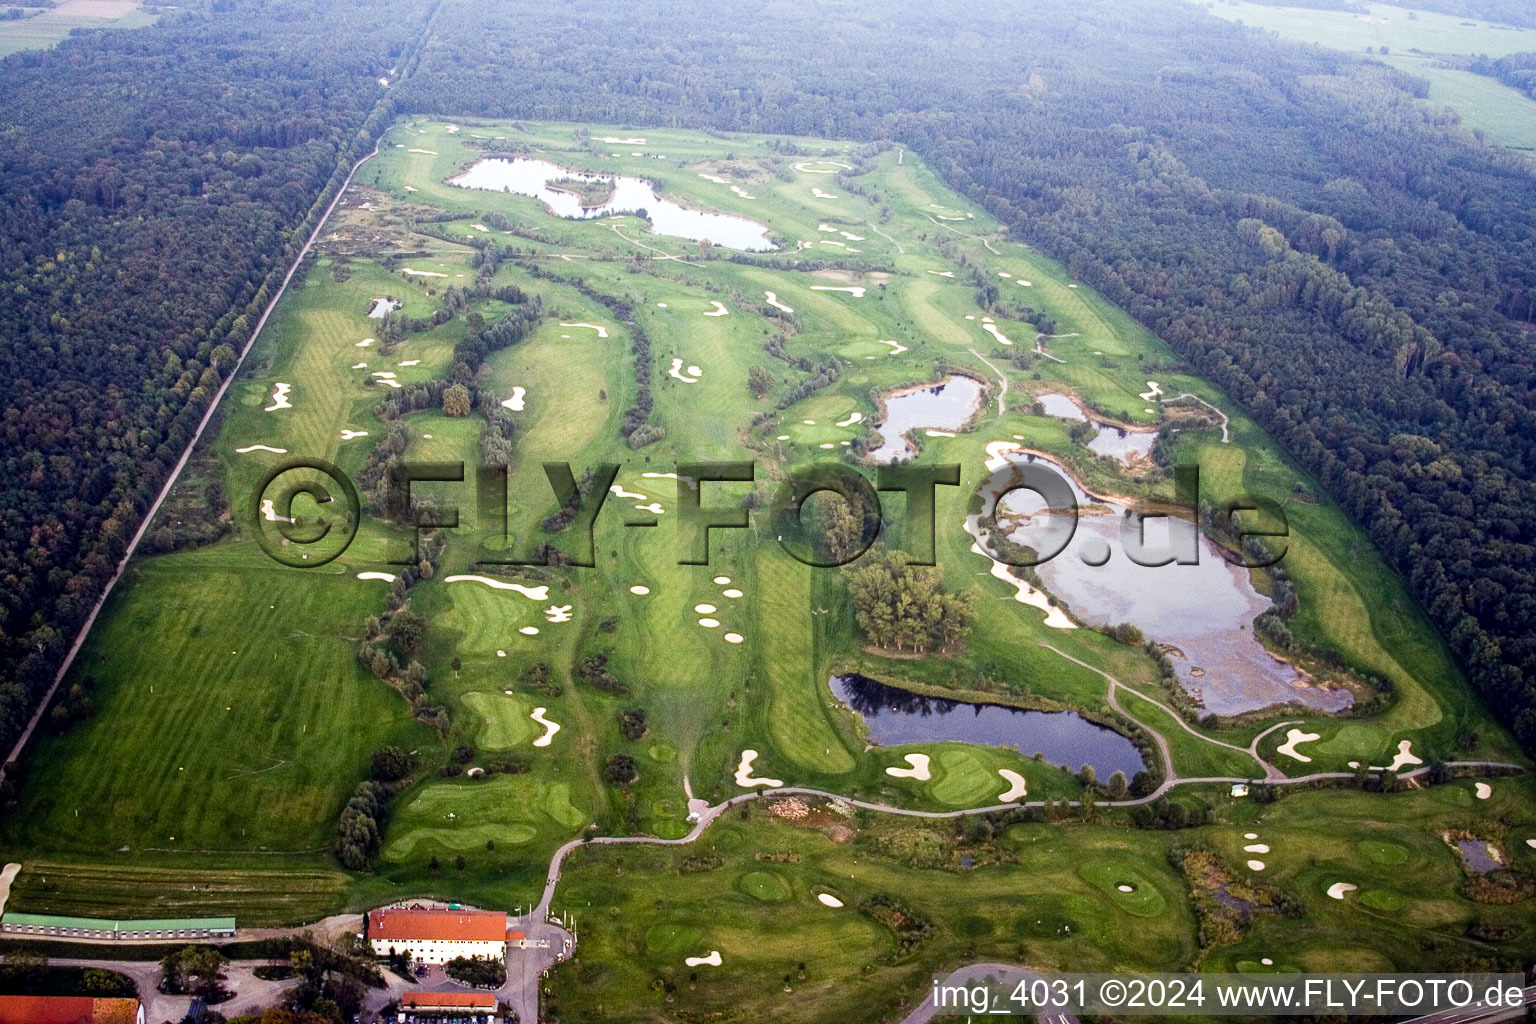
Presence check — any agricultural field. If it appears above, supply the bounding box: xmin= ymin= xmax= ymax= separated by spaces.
xmin=0 ymin=0 xmax=156 ymax=58
xmin=1 ymin=120 xmax=1528 ymax=999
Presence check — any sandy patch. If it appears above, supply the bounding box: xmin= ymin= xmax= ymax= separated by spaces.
xmin=981 ymin=323 xmax=1013 ymax=346
xmin=497 ymin=650 xmax=506 ymax=658
xmin=352 ymin=362 xmax=368 ymax=369
xmin=1475 ymin=782 xmax=1491 ymax=799
xmin=833 ymin=411 xmax=864 ymax=427
xmin=501 ymin=386 xmax=527 ymax=411
xmin=339 ymin=430 xmax=369 ymax=440
xmin=544 ymin=604 xmax=573 ymax=623
xmin=877 ymin=339 xmax=908 ymax=356
xmin=1327 ymin=882 xmax=1357 ymax=900
xmin=1139 ymin=381 xmax=1163 ymax=401
xmin=997 ymin=768 xmax=1028 ymax=802
xmin=839 ymin=231 xmax=865 ymax=241
xmin=407 ymin=148 xmax=437 ymax=155
xmin=602 ymin=136 xmax=647 ymax=145
xmin=656 ymin=302 xmax=668 ymax=308
xmin=236 ymin=444 xmax=287 ymax=454
xmin=685 ymin=951 xmax=722 ymax=967
xmin=668 ymin=358 xmax=701 ymax=383
xmin=1276 ymin=729 xmax=1320 ymax=763
xmin=698 ymin=618 xmax=720 ymax=628
xmin=1246 ymin=860 xmax=1266 ymax=871
xmin=1385 ymin=740 xmax=1423 ymax=772
xmin=1244 ymin=843 xmax=1270 ymax=854
xmin=820 ymin=240 xmax=847 ymax=248
xmin=402 ymin=267 xmax=449 ymax=278
xmin=812 ymin=188 xmax=837 ymax=199
xmin=471 ymin=224 xmax=489 ymax=232
xmin=1244 ymin=833 xmax=1258 ymax=840
xmin=704 ymin=301 xmax=730 ymax=317
xmin=357 ymin=572 xmax=396 ymax=582
xmin=724 ymin=632 xmax=744 ymax=644
xmin=810 ymin=285 xmax=866 ymax=297
xmin=356 ymin=338 xmax=375 ymax=347
xmin=714 ymin=575 xmax=732 ymax=584
xmin=694 ymin=603 xmax=717 ymax=614
xmin=560 ymin=322 xmax=610 ymax=338
xmin=817 ymin=893 xmax=844 ymax=908
xmin=925 ymin=430 xmax=956 ymax=438
xmin=927 ymin=270 xmax=955 ymax=278
xmin=628 ymin=585 xmax=650 ymax=595
xmin=735 ymin=749 xmax=784 ymax=788
xmin=819 ymin=443 xmax=836 ymax=449
xmin=530 ymin=707 xmax=561 ymax=746
xmin=519 ymin=626 xmax=540 ymax=636
xmin=643 ymin=471 xmax=697 ymax=490
xmin=398 ymin=359 xmax=420 ymax=366
xmin=722 ymin=588 xmax=743 ymax=598
xmin=611 ymin=484 xmax=647 ymax=500
xmin=0 ymin=862 xmax=18 ymax=918
xmin=730 ymin=185 xmax=755 ymax=199
xmin=1018 ymin=280 xmax=1032 ymax=286
xmin=697 ymin=172 xmax=729 ymax=184
xmin=264 ymin=382 xmax=292 ymax=412
xmin=404 ymin=186 xmax=418 ymax=193
xmin=886 ymin=753 xmax=932 ymax=780
xmin=260 ymin=500 xmax=295 ymax=524
xmin=794 ymin=160 xmax=854 ymax=174
xmin=444 ymin=575 xmax=549 ymax=600
xmin=764 ymin=291 xmax=794 ymax=313
xmin=998 ymin=271 xmax=1012 ymax=278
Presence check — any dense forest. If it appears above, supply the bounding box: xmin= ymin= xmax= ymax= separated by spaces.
xmin=395 ymin=0 xmax=1536 ymax=748
xmin=0 ymin=1 xmax=432 ymax=759
xmin=3 ymin=0 xmax=1535 ymax=764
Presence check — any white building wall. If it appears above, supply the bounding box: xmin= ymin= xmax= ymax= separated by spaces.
xmin=369 ymin=936 xmax=505 ymax=964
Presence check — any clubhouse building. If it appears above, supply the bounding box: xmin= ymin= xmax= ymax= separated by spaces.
xmin=397 ymin=991 xmax=500 ymax=1022
xmin=367 ymin=906 xmax=508 ymax=965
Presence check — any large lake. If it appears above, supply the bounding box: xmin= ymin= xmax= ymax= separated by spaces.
xmin=830 ymin=673 xmax=1146 ymax=779
xmin=447 ymin=157 xmax=776 ymax=251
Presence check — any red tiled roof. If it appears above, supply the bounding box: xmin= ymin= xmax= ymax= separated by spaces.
xmin=368 ymin=907 xmax=507 ymax=942
xmin=507 ymin=930 xmax=525 ymax=940
xmin=0 ymin=995 xmax=139 ymax=1024
xmin=401 ymin=992 xmax=496 ymax=1010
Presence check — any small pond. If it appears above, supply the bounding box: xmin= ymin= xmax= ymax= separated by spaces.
xmin=1087 ymin=424 xmax=1157 ymax=465
xmin=368 ymin=297 xmax=402 ymax=318
xmin=448 ymin=157 xmax=775 ymax=251
xmin=830 ymin=673 xmax=1146 ymax=779
xmin=1455 ymin=838 xmax=1502 ymax=873
xmin=868 ymin=375 xmax=984 ymax=463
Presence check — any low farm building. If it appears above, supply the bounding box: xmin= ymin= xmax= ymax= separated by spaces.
xmin=397 ymin=991 xmax=499 ymax=1022
xmin=0 ymin=912 xmax=235 ymax=941
xmin=367 ymin=906 xmax=507 ymax=964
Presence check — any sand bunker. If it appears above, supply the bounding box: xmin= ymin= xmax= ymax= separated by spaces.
xmin=820 ymin=240 xmax=847 ymax=248
xmin=407 ymin=148 xmax=437 ymax=155
xmin=497 ymin=650 xmax=506 ymax=658
xmin=722 ymin=588 xmax=743 ymax=598
xmin=1276 ymin=728 xmax=1321 ymax=763
xmin=685 ymin=951 xmax=722 ymax=967
xmin=735 ymin=749 xmax=784 ymax=788
xmin=724 ymin=633 xmax=744 ymax=644
xmin=698 ymin=618 xmax=720 ymax=628
xmin=835 ymin=412 xmax=864 ymax=427
xmin=794 ymin=160 xmax=854 ymax=174
xmin=694 ymin=603 xmax=717 ymax=614
xmin=1527 ymin=839 xmax=1536 ymax=849
xmin=635 ymin=502 xmax=665 ymax=515
xmin=1244 ymin=843 xmax=1270 ymax=854
xmin=611 ymin=484 xmax=647 ymax=500
xmin=236 ymin=444 xmax=287 ymax=454
xmin=264 ymin=382 xmax=292 ymax=412
xmin=398 ymin=359 xmax=420 ymax=366
xmin=339 ymin=430 xmax=369 ymax=440
xmin=628 ymin=585 xmax=650 ymax=595
xmin=403 ymin=267 xmax=449 ymax=278
xmin=260 ymin=499 xmax=295 ymax=524
xmin=1139 ymin=381 xmax=1163 ymax=401
xmin=356 ymin=338 xmax=375 ymax=347
xmin=982 ymin=323 xmax=1013 ymax=346
xmin=927 ymin=270 xmax=955 ymax=278
xmin=998 ymin=272 xmax=1011 ymax=278
xmin=530 ymin=707 xmax=561 ymax=746
xmin=444 ymin=575 xmax=549 ymax=600
xmin=1327 ymin=882 xmax=1357 ymax=900
xmin=704 ymin=301 xmax=730 ymax=317
xmin=560 ymin=321 xmax=610 ymax=338
xmin=1385 ymin=740 xmax=1423 ymax=772
xmin=357 ymin=572 xmax=397 ymax=582
xmin=877 ymin=339 xmax=908 ymax=356
xmin=1018 ymin=280 xmax=1032 ymax=286
xmin=1244 ymin=833 xmax=1258 ymax=840
xmin=697 ymin=172 xmax=729 ymax=184
xmin=1246 ymin=860 xmax=1266 ymax=871
xmin=887 ymin=753 xmax=932 ymax=780
xmin=997 ymin=768 xmax=1028 ymax=802
xmin=519 ymin=626 xmax=540 ymax=636
xmin=544 ymin=604 xmax=573 ymax=623
xmin=1475 ymin=782 xmax=1491 ymax=799
xmin=840 ymin=231 xmax=864 ymax=241
xmin=656 ymin=302 xmax=668 ymax=308
xmin=817 ymin=893 xmax=844 ymax=908
xmin=812 ymin=188 xmax=837 ymax=199
xmin=764 ymin=291 xmax=794 ymax=313
xmin=602 ymin=136 xmax=646 ymax=145
xmin=810 ymin=285 xmax=866 ymax=297
xmin=730 ymin=185 xmax=755 ymax=199
xmin=925 ymin=429 xmax=956 ymax=438
xmin=404 ymin=186 xmax=418 ymax=192
xmin=714 ymin=575 xmax=732 ymax=584
xmin=352 ymin=361 xmax=368 ymax=369
xmin=470 ymin=224 xmax=489 ymax=233
xmin=668 ymin=358 xmax=701 ymax=383
xmin=500 ymin=387 xmax=527 ymax=411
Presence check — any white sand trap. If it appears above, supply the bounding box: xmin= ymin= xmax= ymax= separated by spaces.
xmin=812 ymin=188 xmax=837 ymax=199
xmin=497 ymin=650 xmax=506 ymax=658
xmin=402 ymin=267 xmax=449 ymax=278
xmin=357 ymin=572 xmax=396 ymax=582
xmin=764 ymin=291 xmax=794 ymax=313
xmin=611 ymin=484 xmax=647 ymax=500
xmin=735 ymin=749 xmax=784 ymax=788
xmin=356 ymin=338 xmax=374 ymax=347
xmin=1276 ymin=729 xmax=1321 ymax=763
xmin=794 ymin=160 xmax=853 ymax=173
xmin=236 ymin=444 xmax=287 ymax=454
xmin=819 ymin=443 xmax=836 ymax=449
xmin=1327 ymin=882 xmax=1357 ymax=900
xmin=377 ymin=378 xmax=402 ymax=388
xmin=264 ymin=382 xmax=292 ymax=412
xmin=643 ymin=471 xmax=698 ymax=490
xmin=982 ymin=323 xmax=1013 ymax=346
xmin=697 ymin=172 xmax=729 ymax=184
xmin=404 ymin=185 xmax=418 ymax=192
xmin=810 ymin=285 xmax=866 ymax=297
xmin=1527 ymin=839 xmax=1536 ymax=849
xmin=471 ymin=224 xmax=489 ymax=232
xmin=820 ymin=240 xmax=847 ymax=248
xmin=839 ymin=231 xmax=865 ymax=241
xmin=777 ymin=434 xmax=790 ymax=440
xmin=925 ymin=430 xmax=956 ymax=438
xmin=1244 ymin=843 xmax=1270 ymax=854
xmin=629 ymin=585 xmax=651 ymax=595
xmin=260 ymin=499 xmax=295 ymax=524
xmin=635 ymin=502 xmax=665 ymax=515
xmin=1018 ymin=280 xmax=1032 ymax=286
xmin=501 ymin=386 xmax=527 ymax=411
xmin=714 ymin=576 xmax=731 ymax=584
xmin=698 ymin=618 xmax=720 ymax=628
xmin=444 ymin=575 xmax=549 ymax=600
xmin=724 ymin=633 xmax=744 ymax=644
xmin=1244 ymin=833 xmax=1258 ymax=840
xmin=817 ymin=893 xmax=844 ymax=908
xmin=1247 ymin=860 xmax=1266 ymax=871
xmin=877 ymin=339 xmax=908 ymax=356
xmin=656 ymin=302 xmax=668 ymax=308
xmin=668 ymin=358 xmax=701 ymax=383
xmin=965 ymin=315 xmax=976 ymax=320
xmin=730 ymin=185 xmax=755 ymax=199
xmin=703 ymin=301 xmax=730 ymax=317
xmin=407 ymin=148 xmax=437 ymax=155
xmin=886 ymin=753 xmax=932 ymax=780
xmin=519 ymin=626 xmax=540 ymax=636
xmin=1385 ymin=740 xmax=1423 ymax=772
xmin=722 ymin=588 xmax=743 ymax=598
xmin=1139 ymin=381 xmax=1163 ymax=401
xmin=372 ymin=371 xmax=397 ymax=379
xmin=1261 ymin=958 xmax=1274 ymax=966
xmin=530 ymin=707 xmax=561 ymax=746
xmin=685 ymin=951 xmax=722 ymax=968
xmin=602 ymin=136 xmax=647 ymax=145
xmin=997 ymin=768 xmax=1028 ymax=802
xmin=1068 ymin=283 xmax=1079 ymax=288
xmin=398 ymin=359 xmax=420 ymax=366
xmin=1475 ymin=782 xmax=1491 ymax=799
xmin=836 ymin=412 xmax=864 ymax=427
xmin=560 ymin=322 xmax=610 ymax=338
xmin=694 ymin=603 xmax=717 ymax=614
xmin=544 ymin=604 xmax=573 ymax=623
xmin=340 ymin=430 xmax=369 ymax=440
xmin=352 ymin=361 xmax=368 ymax=369
xmin=999 ymin=272 xmax=1012 ymax=278
xmin=927 ymin=270 xmax=955 ymax=278
xmin=818 ymin=224 xmax=839 ymax=233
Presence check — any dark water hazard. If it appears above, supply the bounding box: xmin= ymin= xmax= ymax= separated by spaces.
xmin=448 ymin=157 xmax=775 ymax=251
xmin=991 ymin=450 xmax=1351 ymax=716
xmin=829 ymin=673 xmax=1146 ymax=779
xmin=869 ymin=375 xmax=984 ymax=463
xmin=1455 ymin=838 xmax=1502 ymax=873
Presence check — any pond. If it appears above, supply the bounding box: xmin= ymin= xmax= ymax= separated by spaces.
xmin=1455 ymin=838 xmax=1502 ymax=873
xmin=868 ymin=375 xmax=984 ymax=463
xmin=989 ymin=449 xmax=1351 ymax=716
xmin=1037 ymin=392 xmax=1086 ymax=421
xmin=1087 ymin=423 xmax=1157 ymax=465
xmin=368 ymin=297 xmax=401 ymax=318
xmin=447 ymin=157 xmax=776 ymax=251
xmin=829 ymin=673 xmax=1146 ymax=779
